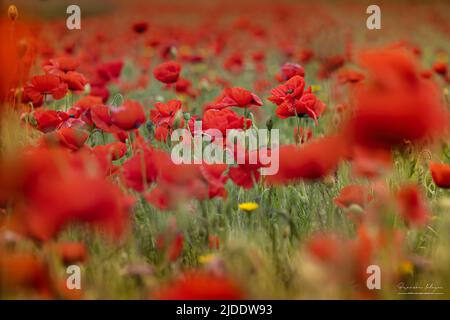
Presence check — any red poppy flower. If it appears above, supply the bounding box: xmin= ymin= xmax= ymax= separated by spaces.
xmin=200 ymin=164 xmax=228 ymax=198
xmin=96 ymin=60 xmax=124 ymax=82
xmin=154 ymin=271 xmax=244 ymax=300
xmin=0 ymin=22 xmax=36 ymax=105
xmin=150 ymin=100 xmax=184 ymax=140
xmin=212 ymin=87 xmax=263 ymax=110
xmin=223 ymin=52 xmax=244 ymax=74
xmin=433 ymin=62 xmax=447 ymax=76
xmin=0 ymin=251 xmax=53 ymax=298
xmin=308 ymin=226 xmax=403 ymax=296
xmin=266 ymin=135 xmax=347 ymax=185
xmin=318 ymin=55 xmax=345 ymax=79
xmin=276 ymin=62 xmax=305 ymax=82
xmin=346 ymin=47 xmax=447 ymax=149
xmin=68 ymin=95 xmax=103 ymax=117
xmin=76 ymin=95 xmax=103 ymax=110
xmin=173 ymin=77 xmax=192 ymax=93
xmin=6 ymin=147 xmax=131 ymax=241
xmin=307 ymin=233 xmax=341 ymax=264
xmin=111 ymin=100 xmax=146 ymax=131
xmin=88 ymin=105 xmax=121 ymax=133
xmin=150 ymin=99 xmax=183 ymax=127
xmin=122 ymin=148 xmax=159 ymax=192
xmin=145 ymin=186 xmax=171 ymax=210
xmin=138 ymin=151 xmax=224 ymax=209
xmin=251 ymin=51 xmax=265 ymax=63
xmin=167 ymin=233 xmax=184 ymax=262
xmin=43 ymin=56 xmax=80 ymax=76
xmin=298 ymin=48 xmax=314 ymax=64
xmin=268 ymin=75 xmax=305 ymax=106
xmin=90 ymin=84 xmax=110 ymax=102
xmin=146 ymin=175 xmax=209 ymax=210
xmin=396 ymin=184 xmax=430 ymax=226
xmin=153 ymin=61 xmax=181 ymax=84
xmin=229 ymin=165 xmax=260 ymax=189
xmin=33 ymin=109 xmax=68 ymax=133
xmin=351 ymin=146 xmax=392 ymax=178
xmin=334 ymin=185 xmax=373 ymax=209
xmin=170 ymin=77 xmax=198 ymax=97
xmin=275 ymin=88 xmax=326 ymax=123
xmin=54 ymin=242 xmax=88 ymax=265
xmin=228 ymin=149 xmax=268 ymax=189
xmin=337 ymin=69 xmax=365 ymax=84
xmin=23 ymin=74 xmax=68 ymax=107
xmin=93 ymin=142 xmax=127 ymax=161
xmin=42 ymin=127 xmax=89 ymax=151
xmin=154 ymin=124 xmax=171 ymax=142
xmin=62 ymin=71 xmax=88 ymax=91
xmin=208 ymin=235 xmax=220 ymax=250
xmin=200 ymin=109 xmax=252 ymax=136
xmin=92 ymin=142 xmax=127 ymax=176
xmin=430 ymin=162 xmax=450 ymax=189
xmin=132 ymin=21 xmax=148 ymax=34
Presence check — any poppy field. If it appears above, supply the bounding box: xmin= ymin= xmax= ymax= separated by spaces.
xmin=0 ymin=0 xmax=450 ymax=300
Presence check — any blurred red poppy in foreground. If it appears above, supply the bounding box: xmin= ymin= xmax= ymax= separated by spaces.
xmin=0 ymin=251 xmax=53 ymax=298
xmin=0 ymin=19 xmax=36 ymax=106
xmin=396 ymin=184 xmax=430 ymax=226
xmin=266 ymin=135 xmax=347 ymax=185
xmin=345 ymin=47 xmax=448 ymax=149
xmin=53 ymin=242 xmax=88 ymax=265
xmin=154 ymin=271 xmax=244 ymax=300
xmin=334 ymin=185 xmax=373 ymax=209
xmin=2 ymin=147 xmax=131 ymax=241
xmin=430 ymin=162 xmax=450 ymax=188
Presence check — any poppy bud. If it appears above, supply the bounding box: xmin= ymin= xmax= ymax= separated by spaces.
xmin=146 ymin=121 xmax=154 ymax=134
xmin=266 ymin=117 xmax=273 ymax=131
xmin=8 ymin=5 xmax=18 ymax=21
xmin=183 ymin=112 xmax=191 ymax=121
xmin=323 ymin=175 xmax=335 ymax=186
xmin=347 ymin=204 xmax=364 ymax=215
xmin=28 ymin=114 xmax=38 ymax=127
xmin=172 ymin=110 xmax=183 ymax=129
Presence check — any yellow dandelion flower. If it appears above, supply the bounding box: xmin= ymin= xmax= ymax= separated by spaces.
xmin=399 ymin=260 xmax=414 ymax=277
xmin=311 ymin=85 xmax=322 ymax=93
xmin=198 ymin=254 xmax=215 ymax=264
xmin=238 ymin=202 xmax=259 ymax=212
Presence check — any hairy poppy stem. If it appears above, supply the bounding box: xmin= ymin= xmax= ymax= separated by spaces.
xmin=200 ymin=201 xmax=210 ymax=239
xmin=244 ymin=107 xmax=249 ymax=130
